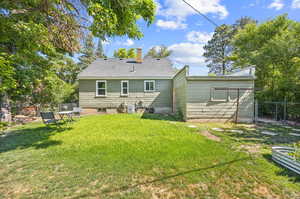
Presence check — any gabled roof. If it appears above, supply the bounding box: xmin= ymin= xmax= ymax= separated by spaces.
xmin=78 ymin=58 xmax=177 ymax=79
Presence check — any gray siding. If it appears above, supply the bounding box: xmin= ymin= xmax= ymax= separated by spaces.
xmin=79 ymin=79 xmax=172 ymax=112
xmin=186 ymin=80 xmax=254 ymax=122
xmin=173 ymin=67 xmax=188 ymax=120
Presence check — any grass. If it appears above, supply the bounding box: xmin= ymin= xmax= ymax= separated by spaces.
xmin=0 ymin=114 xmax=299 ymax=198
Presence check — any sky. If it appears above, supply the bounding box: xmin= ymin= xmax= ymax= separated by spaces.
xmin=101 ymin=0 xmax=300 ymax=75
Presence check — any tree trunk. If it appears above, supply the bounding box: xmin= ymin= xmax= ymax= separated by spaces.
xmin=0 ymin=92 xmax=12 ymax=123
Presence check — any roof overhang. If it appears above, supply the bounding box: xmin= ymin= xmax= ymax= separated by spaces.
xmin=78 ymin=76 xmax=174 ymax=80
xmin=187 ymin=76 xmax=256 ymax=81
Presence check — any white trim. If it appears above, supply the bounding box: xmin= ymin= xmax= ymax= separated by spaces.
xmin=121 ymin=80 xmax=129 ymax=96
xmin=96 ymin=80 xmax=107 ymax=97
xmin=144 ymin=80 xmax=155 ymax=92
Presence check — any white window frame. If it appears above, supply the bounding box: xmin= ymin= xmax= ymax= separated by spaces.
xmin=144 ymin=80 xmax=155 ymax=92
xmin=96 ymin=80 xmax=107 ymax=97
xmin=121 ymin=80 xmax=129 ymax=96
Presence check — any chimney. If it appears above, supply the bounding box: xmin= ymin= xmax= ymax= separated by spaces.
xmin=136 ymin=48 xmax=142 ymax=63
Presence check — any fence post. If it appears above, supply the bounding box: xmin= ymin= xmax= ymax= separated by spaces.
xmin=235 ymin=88 xmax=240 ymax=123
xmin=283 ymin=97 xmax=287 ymax=122
xmin=275 ymin=103 xmax=278 ymax=121
xmin=254 ymin=100 xmax=258 ymax=123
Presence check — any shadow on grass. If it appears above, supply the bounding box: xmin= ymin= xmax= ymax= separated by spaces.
xmin=263 ymin=154 xmax=300 ymax=182
xmin=0 ymin=125 xmax=71 ymax=153
xmin=141 ymin=113 xmax=182 ymax=122
xmin=222 ymin=124 xmax=300 ymax=146
xmin=104 ymin=157 xmax=250 ymax=194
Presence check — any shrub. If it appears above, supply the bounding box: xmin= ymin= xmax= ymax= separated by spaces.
xmin=0 ymin=121 xmax=9 ymax=132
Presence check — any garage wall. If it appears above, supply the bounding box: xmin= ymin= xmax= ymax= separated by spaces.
xmin=173 ymin=66 xmax=188 ymax=120
xmin=186 ymin=79 xmax=254 ymax=122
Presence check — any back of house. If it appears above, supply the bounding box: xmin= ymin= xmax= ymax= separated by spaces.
xmin=78 ymin=49 xmax=176 ymax=114
xmin=78 ymin=49 xmax=255 ymax=122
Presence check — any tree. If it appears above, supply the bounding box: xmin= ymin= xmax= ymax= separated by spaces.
xmin=0 ymin=0 xmax=155 ymax=109
xmin=96 ymin=39 xmax=106 ymax=58
xmin=233 ymin=16 xmax=257 ymax=33
xmin=145 ymin=47 xmax=156 ymax=58
xmin=31 ymin=73 xmax=74 ymax=109
xmin=54 ymin=55 xmax=81 ymax=85
xmin=232 ymin=15 xmax=300 ymax=101
xmin=127 ymin=48 xmax=136 ymax=58
xmin=78 ymin=33 xmax=96 ymax=69
xmin=0 ymin=54 xmax=15 ymax=94
xmin=203 ymin=17 xmax=256 ymax=75
xmin=145 ymin=45 xmax=172 ymax=58
xmin=203 ymin=25 xmax=234 ymax=75
xmin=114 ymin=48 xmax=127 ymax=58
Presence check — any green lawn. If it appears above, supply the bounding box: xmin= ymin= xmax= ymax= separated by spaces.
xmin=0 ymin=114 xmax=299 ymax=198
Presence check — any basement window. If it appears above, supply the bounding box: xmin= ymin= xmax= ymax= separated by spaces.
xmin=144 ymin=80 xmax=155 ymax=92
xmin=96 ymin=80 xmax=106 ymax=97
xmin=121 ymin=80 xmax=129 ymax=96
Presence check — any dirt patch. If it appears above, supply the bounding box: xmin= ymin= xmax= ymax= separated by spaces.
xmin=200 ymin=130 xmax=221 ymax=142
xmin=253 ymin=184 xmax=280 ymax=199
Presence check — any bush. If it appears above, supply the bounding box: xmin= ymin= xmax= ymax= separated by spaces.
xmin=0 ymin=121 xmax=9 ymax=132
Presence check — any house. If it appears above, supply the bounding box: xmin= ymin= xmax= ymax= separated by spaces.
xmin=78 ymin=48 xmax=255 ymax=122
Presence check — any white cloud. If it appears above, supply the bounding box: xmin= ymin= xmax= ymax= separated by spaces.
xmin=186 ymin=31 xmax=213 ymax=44
xmin=168 ymin=42 xmax=206 ymax=66
xmin=155 ymin=0 xmax=162 ymax=14
xmin=156 ymin=19 xmax=187 ymax=30
xmin=122 ymin=39 xmax=134 ymax=46
xmin=158 ymin=0 xmax=228 ymax=20
xmin=292 ymin=0 xmax=300 ymax=8
xmin=268 ymin=0 xmax=284 ymax=10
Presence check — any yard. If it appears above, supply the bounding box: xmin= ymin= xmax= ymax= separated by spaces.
xmin=0 ymin=114 xmax=300 ymax=199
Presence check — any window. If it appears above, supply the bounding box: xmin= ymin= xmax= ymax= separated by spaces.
xmin=144 ymin=80 xmax=155 ymax=92
xmin=96 ymin=80 xmax=106 ymax=97
xmin=210 ymin=88 xmax=229 ymax=102
xmin=210 ymin=87 xmax=250 ymax=102
xmin=121 ymin=80 xmax=129 ymax=96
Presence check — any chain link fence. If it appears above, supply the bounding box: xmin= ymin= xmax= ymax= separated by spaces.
xmin=257 ymin=101 xmax=300 ymax=123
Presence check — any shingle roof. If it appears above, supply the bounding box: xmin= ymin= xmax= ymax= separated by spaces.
xmin=78 ymin=58 xmax=177 ymax=79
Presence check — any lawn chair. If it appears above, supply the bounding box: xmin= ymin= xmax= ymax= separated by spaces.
xmin=72 ymin=107 xmax=82 ymax=117
xmin=40 ymin=112 xmax=61 ymax=126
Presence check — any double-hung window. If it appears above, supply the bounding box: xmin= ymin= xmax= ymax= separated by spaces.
xmin=144 ymin=80 xmax=155 ymax=92
xmin=96 ymin=80 xmax=106 ymax=97
xmin=121 ymin=80 xmax=129 ymax=96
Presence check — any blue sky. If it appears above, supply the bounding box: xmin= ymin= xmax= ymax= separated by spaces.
xmin=101 ymin=0 xmax=300 ymax=75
